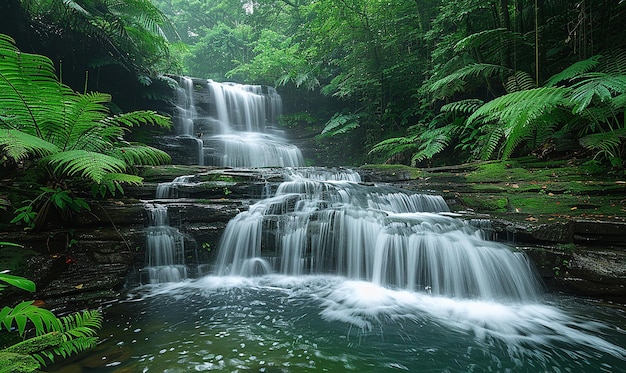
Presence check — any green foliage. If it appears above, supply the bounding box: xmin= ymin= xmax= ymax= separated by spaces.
xmin=0 ymin=33 xmax=171 ymax=226
xmin=466 ymin=87 xmax=570 ymax=159
xmin=318 ymin=112 xmax=362 ymax=138
xmin=19 ymin=0 xmax=178 ymax=79
xmin=427 ymin=63 xmax=513 ymax=100
xmin=0 ymin=264 xmax=102 ymax=372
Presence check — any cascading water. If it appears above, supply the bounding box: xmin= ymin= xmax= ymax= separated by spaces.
xmin=69 ymin=78 xmax=625 ymax=371
xmin=141 ymin=175 xmax=199 ymax=283
xmin=142 ymin=203 xmax=187 ymax=283
xmin=169 ymin=77 xmax=303 ymax=167
xmin=215 ymin=168 xmax=541 ymax=301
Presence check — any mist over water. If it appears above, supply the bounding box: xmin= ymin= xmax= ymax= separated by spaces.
xmin=65 ymin=275 xmax=625 ymax=373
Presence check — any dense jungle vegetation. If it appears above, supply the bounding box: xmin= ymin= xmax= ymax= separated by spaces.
xmin=1 ymin=0 xmax=625 ymax=171
xmin=1 ymin=1 xmax=625 ymax=370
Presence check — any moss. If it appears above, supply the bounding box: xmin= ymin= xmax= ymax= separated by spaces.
xmin=458 ymin=195 xmax=509 ymax=212
xmin=0 ymin=351 xmax=41 ymax=373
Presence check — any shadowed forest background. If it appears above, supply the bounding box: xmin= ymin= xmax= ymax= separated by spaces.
xmin=2 ymin=0 xmax=625 ymax=169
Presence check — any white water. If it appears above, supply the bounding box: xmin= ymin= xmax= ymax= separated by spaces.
xmin=142 ymin=203 xmax=187 ymax=283
xmin=172 ymin=77 xmax=303 ymax=167
xmin=215 ymin=168 xmax=541 ymax=302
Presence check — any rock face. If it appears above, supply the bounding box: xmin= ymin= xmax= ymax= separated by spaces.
xmin=2 ymin=164 xmax=625 ymax=312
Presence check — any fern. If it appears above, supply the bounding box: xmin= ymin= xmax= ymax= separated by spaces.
xmin=0 ymin=301 xmax=62 ymax=337
xmin=108 ymin=143 xmax=171 ymax=166
xmin=545 ymin=55 xmax=602 ymax=87
xmin=454 ymin=28 xmax=529 ymax=58
xmin=0 ymin=130 xmax=60 ymax=161
xmin=579 ymin=128 xmax=626 ymax=165
xmin=411 ymin=122 xmax=460 ymax=163
xmin=318 ymin=112 xmax=361 ymax=138
xmin=569 ymin=73 xmax=626 ymax=114
xmin=42 ymin=150 xmax=128 ymax=184
xmin=505 ymin=71 xmax=536 ymax=93
xmin=440 ymin=99 xmax=485 ymax=114
xmin=0 ymin=32 xmax=171 ymax=213
xmin=369 ymin=135 xmax=420 ymax=157
xmin=427 ymin=63 xmax=512 ymax=100
xmin=467 ymin=87 xmax=570 ymax=158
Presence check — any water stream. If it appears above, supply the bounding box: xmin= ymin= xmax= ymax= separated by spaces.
xmin=55 ymin=168 xmax=626 ymax=372
xmin=51 ymin=80 xmax=626 ymax=372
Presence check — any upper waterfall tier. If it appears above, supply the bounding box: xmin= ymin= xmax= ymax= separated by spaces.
xmin=163 ymin=76 xmax=303 ymax=167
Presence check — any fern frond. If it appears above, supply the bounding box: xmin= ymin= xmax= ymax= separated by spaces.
xmin=479 ymin=126 xmax=506 ymax=160
xmin=108 ymin=143 xmax=171 ymax=166
xmin=33 ymin=309 xmax=103 ymax=366
xmin=369 ymin=135 xmax=420 ymax=156
xmin=103 ymin=110 xmax=172 ymax=129
xmin=318 ymin=113 xmax=361 ymax=138
xmin=455 ymin=28 xmax=529 ymax=57
xmin=545 ymin=55 xmax=602 ymax=87
xmin=468 ymin=87 xmax=569 ymax=127
xmin=599 ymin=49 xmax=626 ymax=76
xmin=579 ymin=128 xmax=626 ymax=158
xmin=468 ymin=87 xmax=570 ymax=159
xmin=42 ymin=150 xmax=128 ymax=184
xmin=569 ymin=73 xmax=626 ymax=113
xmin=440 ymin=99 xmax=485 ymax=114
xmin=0 ymin=129 xmax=60 ymax=161
xmin=411 ymin=123 xmax=459 ymax=163
xmin=427 ymin=63 xmax=513 ymax=99
xmin=0 ymin=301 xmax=61 ymax=336
xmin=505 ymin=71 xmax=535 ymax=93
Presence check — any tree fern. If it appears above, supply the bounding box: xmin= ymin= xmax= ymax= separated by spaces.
xmin=440 ymin=99 xmax=485 ymax=114
xmin=0 ymin=33 xmax=171 ymax=201
xmin=467 ymin=87 xmax=570 ymax=158
xmin=545 ymin=55 xmax=602 ymax=87
xmin=427 ymin=63 xmax=513 ymax=100
xmin=42 ymin=150 xmax=129 ymax=184
xmin=318 ymin=112 xmax=362 ymax=138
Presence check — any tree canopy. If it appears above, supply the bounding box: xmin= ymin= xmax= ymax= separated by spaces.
xmin=2 ymin=0 xmax=626 ymax=168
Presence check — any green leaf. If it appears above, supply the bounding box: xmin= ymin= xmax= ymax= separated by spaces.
xmin=0 ymin=274 xmax=36 ymax=293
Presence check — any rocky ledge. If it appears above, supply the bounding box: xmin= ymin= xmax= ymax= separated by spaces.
xmin=1 ymin=161 xmax=625 ymax=312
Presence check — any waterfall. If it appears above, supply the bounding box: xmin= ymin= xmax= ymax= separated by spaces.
xmin=170 ymin=77 xmax=303 ymax=167
xmin=142 ymin=203 xmax=188 ymax=283
xmin=215 ymin=168 xmax=542 ymax=302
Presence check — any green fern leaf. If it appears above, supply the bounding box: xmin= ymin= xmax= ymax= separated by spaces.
xmin=108 ymin=143 xmax=171 ymax=166
xmin=318 ymin=113 xmax=361 ymax=138
xmin=0 ymin=301 xmax=61 ymax=336
xmin=427 ymin=63 xmax=512 ymax=99
xmin=369 ymin=135 xmax=420 ymax=156
xmin=505 ymin=71 xmax=535 ymax=93
xmin=440 ymin=99 xmax=485 ymax=114
xmin=545 ymin=55 xmax=602 ymax=87
xmin=42 ymin=150 xmax=128 ymax=184
xmin=0 ymin=129 xmax=60 ymax=161
xmin=569 ymin=73 xmax=626 ymax=113
xmin=579 ymin=128 xmax=626 ymax=158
